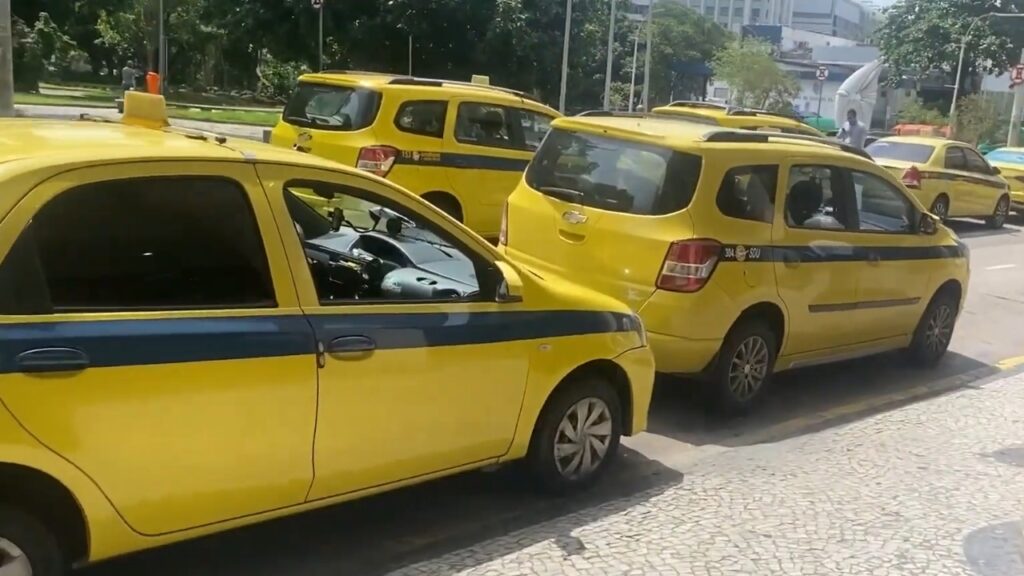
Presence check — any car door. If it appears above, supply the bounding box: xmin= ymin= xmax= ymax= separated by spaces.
xmin=942 ymin=146 xmax=979 ymax=216
xmin=847 ymin=168 xmax=933 ymax=339
xmin=443 ymin=99 xmax=540 ymax=237
xmin=0 ymin=162 xmax=318 ymax=535
xmin=773 ymin=162 xmax=863 ymax=357
xmin=255 ymin=163 xmax=530 ymax=501
xmin=961 ymin=146 xmax=1006 ymax=215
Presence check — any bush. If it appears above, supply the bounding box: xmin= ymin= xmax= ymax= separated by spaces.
xmin=954 ymin=94 xmax=1004 ymax=146
xmin=12 ymin=17 xmax=44 ymax=92
xmin=257 ymin=55 xmax=310 ymax=102
xmin=896 ymin=98 xmax=948 ymax=126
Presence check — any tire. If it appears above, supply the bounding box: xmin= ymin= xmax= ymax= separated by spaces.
xmin=0 ymin=506 xmax=63 ymax=576
xmin=422 ymin=193 xmax=463 ymax=223
xmin=987 ymin=195 xmax=1010 ymax=229
xmin=527 ymin=377 xmax=622 ymax=494
xmin=907 ymin=291 xmax=959 ymax=367
xmin=705 ymin=319 xmax=778 ymax=415
xmin=930 ymin=195 xmax=949 ymax=222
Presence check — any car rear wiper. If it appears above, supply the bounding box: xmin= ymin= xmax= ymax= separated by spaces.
xmin=538 ymin=186 xmax=585 ymax=203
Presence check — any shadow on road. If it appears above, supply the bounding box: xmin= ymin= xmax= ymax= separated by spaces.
xmin=647 ymin=350 xmax=997 ymax=448
xmin=81 ymin=447 xmax=682 ymax=576
xmin=945 ymin=219 xmax=1022 ymax=239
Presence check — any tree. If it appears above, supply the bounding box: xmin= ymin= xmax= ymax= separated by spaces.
xmin=646 ymin=2 xmax=730 ymax=104
xmin=712 ymin=39 xmax=798 ymax=111
xmin=875 ymin=0 xmax=1024 ymax=91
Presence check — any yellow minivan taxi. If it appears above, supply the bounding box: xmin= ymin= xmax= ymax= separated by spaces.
xmin=984 ymin=147 xmax=1024 ymax=214
xmin=500 ymin=114 xmax=968 ymax=413
xmin=0 ymin=94 xmax=652 ymax=575
xmin=270 ymin=72 xmax=561 ymax=240
xmin=865 ymin=136 xmax=1011 ymax=227
xmin=651 ymin=101 xmax=826 ymax=137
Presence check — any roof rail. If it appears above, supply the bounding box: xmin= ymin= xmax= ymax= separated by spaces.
xmin=318 ymin=70 xmax=401 ymax=77
xmin=386 ymin=77 xmax=540 ymax=103
xmin=575 ymin=109 xmax=720 ymax=126
xmin=702 ymin=130 xmax=872 ymax=160
xmin=728 ymin=108 xmax=801 ymax=121
xmin=666 ymin=100 xmax=732 ymax=111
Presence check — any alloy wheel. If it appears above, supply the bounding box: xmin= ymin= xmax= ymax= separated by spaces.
xmin=925 ymin=304 xmax=954 ymax=355
xmin=932 ymin=199 xmax=948 ymax=220
xmin=553 ymin=397 xmax=613 ymax=479
xmin=0 ymin=538 xmax=31 ymax=576
xmin=994 ymin=197 xmax=1009 ymax=226
xmin=728 ymin=335 xmax=770 ymax=401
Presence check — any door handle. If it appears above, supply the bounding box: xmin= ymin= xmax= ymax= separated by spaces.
xmin=867 ymin=251 xmax=881 ymax=265
xmin=15 ymin=347 xmax=90 ymax=373
xmin=327 ymin=336 xmax=376 ymax=355
xmin=781 ymin=250 xmax=801 ymax=268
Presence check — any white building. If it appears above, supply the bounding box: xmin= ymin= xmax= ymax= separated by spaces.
xmin=674 ymin=0 xmax=874 ymax=40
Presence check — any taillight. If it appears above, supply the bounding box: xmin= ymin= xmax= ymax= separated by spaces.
xmin=901 ymin=165 xmax=921 ymax=189
xmin=657 ymin=239 xmax=722 ymax=293
xmin=357 ymin=146 xmax=398 ymax=177
xmin=498 ymin=201 xmax=509 ymax=246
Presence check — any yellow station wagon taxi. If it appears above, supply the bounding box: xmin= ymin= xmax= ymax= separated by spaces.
xmin=866 ymin=136 xmax=1011 ymax=227
xmin=270 ymin=72 xmax=560 ymax=240
xmin=0 ymin=94 xmax=652 ymax=575
xmin=651 ymin=101 xmax=826 ymax=137
xmin=984 ymin=147 xmax=1024 ymax=214
xmin=500 ymin=113 xmax=969 ymax=413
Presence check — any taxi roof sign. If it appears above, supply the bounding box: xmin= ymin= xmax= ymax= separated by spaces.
xmin=122 ymin=92 xmax=170 ymax=130
xmin=471 ymin=75 xmax=490 ymax=86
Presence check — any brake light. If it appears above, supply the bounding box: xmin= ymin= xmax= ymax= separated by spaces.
xmin=498 ymin=201 xmax=509 ymax=246
xmin=657 ymin=239 xmax=722 ymax=293
xmin=356 ymin=146 xmax=398 ymax=177
xmin=901 ymin=165 xmax=921 ymax=189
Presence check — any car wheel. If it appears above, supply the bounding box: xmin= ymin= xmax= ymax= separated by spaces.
xmin=706 ymin=319 xmax=777 ymax=415
xmin=930 ymin=195 xmax=949 ymax=221
xmin=527 ymin=377 xmax=622 ymax=494
xmin=987 ymin=195 xmax=1010 ymax=229
xmin=907 ymin=291 xmax=958 ymax=367
xmin=422 ymin=193 xmax=463 ymax=223
xmin=0 ymin=506 xmax=62 ymax=576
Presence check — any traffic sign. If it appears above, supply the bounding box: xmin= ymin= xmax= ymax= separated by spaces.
xmin=311 ymin=0 xmax=323 ymax=8
xmin=816 ymin=66 xmax=829 ymax=81
xmin=1012 ymin=64 xmax=1024 ymax=86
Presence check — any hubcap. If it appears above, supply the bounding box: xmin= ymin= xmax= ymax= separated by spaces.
xmin=995 ymin=198 xmax=1009 ymax=223
xmin=925 ymin=304 xmax=954 ymax=355
xmin=553 ymin=397 xmax=613 ymax=479
xmin=0 ymin=538 xmax=31 ymax=576
xmin=728 ymin=336 xmax=770 ymax=401
xmin=933 ymin=200 xmax=948 ymax=220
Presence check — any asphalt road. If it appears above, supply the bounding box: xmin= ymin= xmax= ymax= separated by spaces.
xmin=80 ymin=217 xmax=1024 ymax=576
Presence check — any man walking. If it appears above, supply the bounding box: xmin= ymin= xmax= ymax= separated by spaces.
xmin=121 ymin=61 xmax=140 ymax=95
xmin=837 ymin=108 xmax=868 ymax=149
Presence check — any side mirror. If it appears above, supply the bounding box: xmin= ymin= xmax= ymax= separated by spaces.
xmin=330 ymin=207 xmax=343 ymax=232
xmin=494 ymin=261 xmax=524 ymax=303
xmin=919 ymin=212 xmax=939 ymax=235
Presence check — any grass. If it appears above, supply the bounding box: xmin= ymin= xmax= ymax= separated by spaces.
xmin=167 ymin=107 xmax=280 ymax=127
xmin=14 ymin=92 xmax=112 ymax=108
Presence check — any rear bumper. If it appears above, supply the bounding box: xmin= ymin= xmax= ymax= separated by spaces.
xmin=645 ymin=331 xmax=720 ymax=375
xmin=614 ymin=346 xmax=656 ymax=436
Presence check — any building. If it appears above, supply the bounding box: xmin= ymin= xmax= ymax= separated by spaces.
xmin=674 ymin=0 xmax=874 ymax=40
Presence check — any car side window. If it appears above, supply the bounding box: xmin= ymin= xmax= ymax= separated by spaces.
xmin=962 ymin=147 xmax=992 ymax=174
xmin=281 ymin=181 xmax=489 ymax=304
xmin=394 ymin=100 xmax=447 ymax=138
xmin=851 ymin=171 xmax=915 ymax=233
xmin=516 ymin=109 xmax=555 ymax=151
xmin=785 ymin=165 xmax=852 ymax=231
xmin=454 ymin=103 xmax=520 ymax=149
xmin=716 ymin=165 xmax=778 ymax=224
xmin=945 ymin=147 xmax=967 ymax=171
xmin=0 ymin=177 xmax=275 ymax=314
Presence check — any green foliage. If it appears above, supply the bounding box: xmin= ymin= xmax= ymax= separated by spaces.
xmin=32 ymin=12 xmax=90 ymax=75
xmin=875 ymin=0 xmax=1024 ymax=88
xmin=257 ymin=55 xmax=311 ymax=102
xmin=712 ymin=39 xmax=798 ymax=111
xmin=12 ymin=16 xmax=44 ymax=92
xmin=895 ymin=98 xmax=949 ymax=125
xmin=954 ymin=94 xmax=1005 ymax=145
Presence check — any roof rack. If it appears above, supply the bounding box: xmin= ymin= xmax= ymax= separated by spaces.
xmin=575 ymin=109 xmax=720 ymax=126
xmin=702 ymin=130 xmax=872 ymax=160
xmin=386 ymin=77 xmax=541 ymax=103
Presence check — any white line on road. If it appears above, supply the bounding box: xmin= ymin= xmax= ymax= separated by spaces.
xmin=985 ymin=264 xmax=1017 ymax=270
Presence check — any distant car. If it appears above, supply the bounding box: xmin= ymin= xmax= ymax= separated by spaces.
xmin=866 ymin=136 xmax=1011 ymax=228
xmin=651 ymin=101 xmax=826 ymax=137
xmin=799 ymin=112 xmax=838 ymax=134
xmin=985 ymin=147 xmax=1024 ymax=214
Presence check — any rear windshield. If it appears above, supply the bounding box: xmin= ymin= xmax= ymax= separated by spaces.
xmin=986 ymin=150 xmax=1024 ymax=165
xmin=282 ymin=82 xmax=382 ymax=131
xmin=865 ymin=141 xmax=935 ymax=163
xmin=525 ymin=129 xmax=702 ymax=215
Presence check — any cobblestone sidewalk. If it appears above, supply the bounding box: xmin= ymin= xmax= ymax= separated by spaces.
xmin=390 ymin=371 xmax=1024 ymax=576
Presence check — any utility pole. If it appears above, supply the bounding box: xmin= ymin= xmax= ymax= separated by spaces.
xmin=0 ymin=0 xmax=13 ymax=117
xmin=158 ymin=0 xmax=166 ymax=92
xmin=318 ymin=4 xmax=324 ymax=71
xmin=628 ymin=27 xmax=639 ymax=112
xmin=408 ymin=35 xmax=413 ymax=76
xmin=558 ymin=0 xmax=572 ymax=114
xmin=640 ymin=0 xmax=654 ymax=111
xmin=603 ymin=0 xmax=617 ymax=111
xmin=1010 ymin=49 xmax=1024 ymax=147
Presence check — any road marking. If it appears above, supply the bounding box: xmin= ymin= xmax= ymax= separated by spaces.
xmin=985 ymin=264 xmax=1017 ymax=270
xmin=997 ymin=355 xmax=1024 ymax=370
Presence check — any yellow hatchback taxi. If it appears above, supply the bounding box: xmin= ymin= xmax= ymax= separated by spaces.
xmin=500 ymin=114 xmax=969 ymax=413
xmin=0 ymin=94 xmax=652 ymax=574
xmin=651 ymin=101 xmax=826 ymax=137
xmin=984 ymin=147 xmax=1024 ymax=214
xmin=270 ymin=71 xmax=560 ymax=240
xmin=865 ymin=136 xmax=1011 ymax=227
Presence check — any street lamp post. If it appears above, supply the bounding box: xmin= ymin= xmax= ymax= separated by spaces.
xmin=949 ymin=12 xmax=1024 ymax=132
xmin=559 ymin=0 xmax=573 ymax=114
xmin=603 ymin=0 xmax=617 ymax=111
xmin=158 ymin=0 xmax=165 ymax=93
xmin=0 ymin=0 xmax=13 ymax=117
xmin=641 ymin=0 xmax=655 ymax=111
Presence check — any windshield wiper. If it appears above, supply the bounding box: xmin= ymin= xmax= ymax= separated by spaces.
xmin=538 ymin=186 xmax=585 ymax=203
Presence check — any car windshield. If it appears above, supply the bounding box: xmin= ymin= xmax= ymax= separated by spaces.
xmin=524 ymin=128 xmax=702 ymax=215
xmin=282 ymin=82 xmax=381 ymax=131
xmin=986 ymin=149 xmax=1024 ymax=165
xmin=865 ymin=141 xmax=935 ymax=163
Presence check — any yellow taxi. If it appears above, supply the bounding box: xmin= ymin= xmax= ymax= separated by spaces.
xmin=499 ymin=114 xmax=969 ymax=413
xmin=0 ymin=94 xmax=652 ymax=574
xmin=865 ymin=136 xmax=1011 ymax=227
xmin=651 ymin=101 xmax=826 ymax=137
xmin=269 ymin=71 xmax=560 ymax=240
xmin=984 ymin=147 xmax=1024 ymax=214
